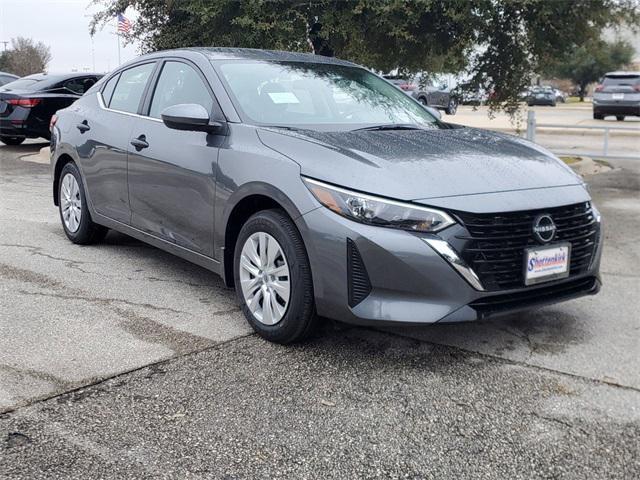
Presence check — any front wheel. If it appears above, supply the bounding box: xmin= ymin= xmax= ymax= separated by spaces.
xmin=234 ymin=209 xmax=318 ymax=344
xmin=593 ymin=111 xmax=604 ymax=120
xmin=58 ymin=162 xmax=108 ymax=244
xmin=445 ymin=98 xmax=458 ymax=115
xmin=0 ymin=136 xmax=25 ymax=146
xmin=616 ymin=115 xmax=625 ymax=121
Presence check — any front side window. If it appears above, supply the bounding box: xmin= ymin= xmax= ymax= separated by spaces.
xmin=216 ymin=61 xmax=439 ymax=130
xmin=109 ymin=63 xmax=155 ymax=114
xmin=149 ymin=61 xmax=213 ymax=119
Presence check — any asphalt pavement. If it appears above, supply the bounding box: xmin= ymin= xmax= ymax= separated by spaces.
xmin=0 ymin=138 xmax=639 ymax=479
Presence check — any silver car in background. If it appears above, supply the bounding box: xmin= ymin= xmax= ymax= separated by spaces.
xmin=593 ymin=71 xmax=640 ymax=120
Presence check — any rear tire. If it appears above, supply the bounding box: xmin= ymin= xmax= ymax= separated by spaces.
xmin=593 ymin=111 xmax=604 ymax=120
xmin=616 ymin=115 xmax=625 ymax=121
xmin=58 ymin=162 xmax=108 ymax=244
xmin=233 ymin=209 xmax=318 ymax=344
xmin=0 ymin=136 xmax=25 ymax=146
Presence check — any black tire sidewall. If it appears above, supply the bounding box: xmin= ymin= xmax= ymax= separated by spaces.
xmin=58 ymin=162 xmax=96 ymax=244
xmin=0 ymin=136 xmax=25 ymax=146
xmin=233 ymin=209 xmax=316 ymax=343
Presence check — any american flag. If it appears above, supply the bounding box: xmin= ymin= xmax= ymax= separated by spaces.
xmin=117 ymin=13 xmax=132 ymax=34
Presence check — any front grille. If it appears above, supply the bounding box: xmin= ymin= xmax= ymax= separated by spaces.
xmin=455 ymin=202 xmax=599 ymax=291
xmin=347 ymin=239 xmax=372 ymax=307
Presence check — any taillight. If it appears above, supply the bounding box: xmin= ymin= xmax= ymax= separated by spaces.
xmin=634 ymin=85 xmax=640 ymax=92
xmin=595 ymin=85 xmax=604 ymax=92
xmin=400 ymin=84 xmax=417 ymax=91
xmin=7 ymin=98 xmax=42 ymax=108
xmin=50 ymin=114 xmax=58 ymax=131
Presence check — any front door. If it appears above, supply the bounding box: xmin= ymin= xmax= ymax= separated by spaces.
xmin=127 ymin=60 xmax=219 ymax=257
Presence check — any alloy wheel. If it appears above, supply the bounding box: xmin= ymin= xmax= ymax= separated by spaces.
xmin=239 ymin=232 xmax=291 ymax=325
xmin=60 ymin=173 xmax=82 ymax=233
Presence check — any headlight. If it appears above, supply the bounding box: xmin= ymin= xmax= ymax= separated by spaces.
xmin=303 ymin=177 xmax=455 ymax=233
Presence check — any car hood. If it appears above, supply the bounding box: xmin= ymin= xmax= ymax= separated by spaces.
xmin=257 ymin=126 xmax=582 ymax=201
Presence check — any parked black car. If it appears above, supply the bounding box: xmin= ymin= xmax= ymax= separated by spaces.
xmin=0 ymin=73 xmax=102 ymax=145
xmin=0 ymin=72 xmax=19 ymax=87
xmin=527 ymin=86 xmax=557 ymax=106
xmin=384 ymin=75 xmax=458 ymax=115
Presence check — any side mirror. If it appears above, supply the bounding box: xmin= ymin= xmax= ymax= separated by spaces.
xmin=423 ymin=105 xmax=442 ymax=120
xmin=161 ymin=104 xmax=224 ymax=133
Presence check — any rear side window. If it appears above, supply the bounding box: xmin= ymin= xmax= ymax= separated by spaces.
xmin=148 ymin=61 xmax=213 ymax=119
xmin=109 ymin=63 xmax=155 ymax=114
xmin=603 ymin=75 xmax=640 ymax=86
xmin=101 ymin=74 xmax=120 ymax=106
xmin=64 ymin=77 xmax=98 ymax=95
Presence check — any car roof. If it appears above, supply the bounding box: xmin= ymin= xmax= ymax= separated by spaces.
xmin=605 ymin=71 xmax=640 ymax=76
xmin=133 ymin=47 xmax=359 ymax=68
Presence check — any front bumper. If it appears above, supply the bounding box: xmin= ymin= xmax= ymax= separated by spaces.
xmin=297 ymin=203 xmax=602 ymax=326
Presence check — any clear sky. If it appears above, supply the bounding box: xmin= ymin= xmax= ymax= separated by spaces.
xmin=0 ymin=0 xmax=140 ymax=74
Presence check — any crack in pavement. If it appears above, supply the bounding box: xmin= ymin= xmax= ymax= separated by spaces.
xmin=530 ymin=411 xmax=591 ymax=437
xmin=0 ymin=332 xmax=256 ymax=415
xmin=0 ymin=364 xmax=70 ymax=390
xmin=0 ymin=244 xmax=97 ymax=275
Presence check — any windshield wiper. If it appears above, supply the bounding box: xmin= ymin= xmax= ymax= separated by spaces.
xmin=262 ymin=125 xmax=302 ymax=131
xmin=352 ymin=123 xmax=426 ymax=132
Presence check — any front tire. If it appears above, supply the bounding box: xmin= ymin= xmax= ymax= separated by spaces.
xmin=593 ymin=111 xmax=604 ymax=120
xmin=58 ymin=162 xmax=108 ymax=244
xmin=233 ymin=209 xmax=318 ymax=344
xmin=616 ymin=115 xmax=625 ymax=121
xmin=0 ymin=136 xmax=25 ymax=146
xmin=445 ymin=98 xmax=458 ymax=115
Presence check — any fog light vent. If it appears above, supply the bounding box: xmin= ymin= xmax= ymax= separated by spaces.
xmin=347 ymin=238 xmax=371 ymax=307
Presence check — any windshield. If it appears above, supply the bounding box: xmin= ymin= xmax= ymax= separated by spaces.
xmin=216 ymin=61 xmax=439 ymax=130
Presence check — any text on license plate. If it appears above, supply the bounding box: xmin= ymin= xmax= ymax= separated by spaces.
xmin=612 ymin=93 xmax=624 ymax=100
xmin=524 ymin=244 xmax=570 ymax=285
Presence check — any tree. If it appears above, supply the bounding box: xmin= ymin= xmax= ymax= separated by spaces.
xmin=90 ymin=0 xmax=640 ymax=113
xmin=546 ymin=38 xmax=635 ymax=101
xmin=2 ymin=37 xmax=52 ymax=76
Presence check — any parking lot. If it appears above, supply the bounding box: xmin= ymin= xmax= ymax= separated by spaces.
xmin=1 ymin=129 xmax=639 ymax=478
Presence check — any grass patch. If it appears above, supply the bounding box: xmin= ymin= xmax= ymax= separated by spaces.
xmin=560 ymin=156 xmax=582 ymax=164
xmin=566 ymin=97 xmax=591 ymax=104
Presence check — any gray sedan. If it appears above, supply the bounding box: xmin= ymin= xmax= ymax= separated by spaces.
xmin=50 ymin=48 xmax=602 ymax=344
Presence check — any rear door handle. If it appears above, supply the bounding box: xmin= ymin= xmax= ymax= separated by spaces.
xmin=76 ymin=121 xmax=90 ymax=133
xmin=130 ymin=135 xmax=149 ymax=150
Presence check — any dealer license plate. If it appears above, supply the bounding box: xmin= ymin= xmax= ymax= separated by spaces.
xmin=524 ymin=243 xmax=571 ymax=285
xmin=612 ymin=93 xmax=624 ymax=100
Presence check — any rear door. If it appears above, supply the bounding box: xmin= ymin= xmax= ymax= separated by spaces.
xmin=78 ymin=63 xmax=156 ymax=224
xmin=127 ymin=59 xmax=220 ymax=257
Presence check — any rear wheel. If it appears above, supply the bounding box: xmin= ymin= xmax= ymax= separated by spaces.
xmin=234 ymin=209 xmax=318 ymax=344
xmin=418 ymin=97 xmax=429 ymax=107
xmin=593 ymin=111 xmax=604 ymax=120
xmin=0 ymin=136 xmax=25 ymax=146
xmin=58 ymin=162 xmax=108 ymax=244
xmin=616 ymin=115 xmax=625 ymax=121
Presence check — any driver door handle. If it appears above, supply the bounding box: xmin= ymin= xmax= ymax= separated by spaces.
xmin=130 ymin=135 xmax=149 ymax=150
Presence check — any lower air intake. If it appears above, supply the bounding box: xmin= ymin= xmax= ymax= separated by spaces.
xmin=347 ymin=238 xmax=372 ymax=307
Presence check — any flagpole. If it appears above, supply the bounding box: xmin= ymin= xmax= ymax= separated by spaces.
xmin=117 ymin=31 xmax=121 ymax=66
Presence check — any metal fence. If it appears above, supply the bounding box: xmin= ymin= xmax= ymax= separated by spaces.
xmin=525 ymin=110 xmax=640 ymax=160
